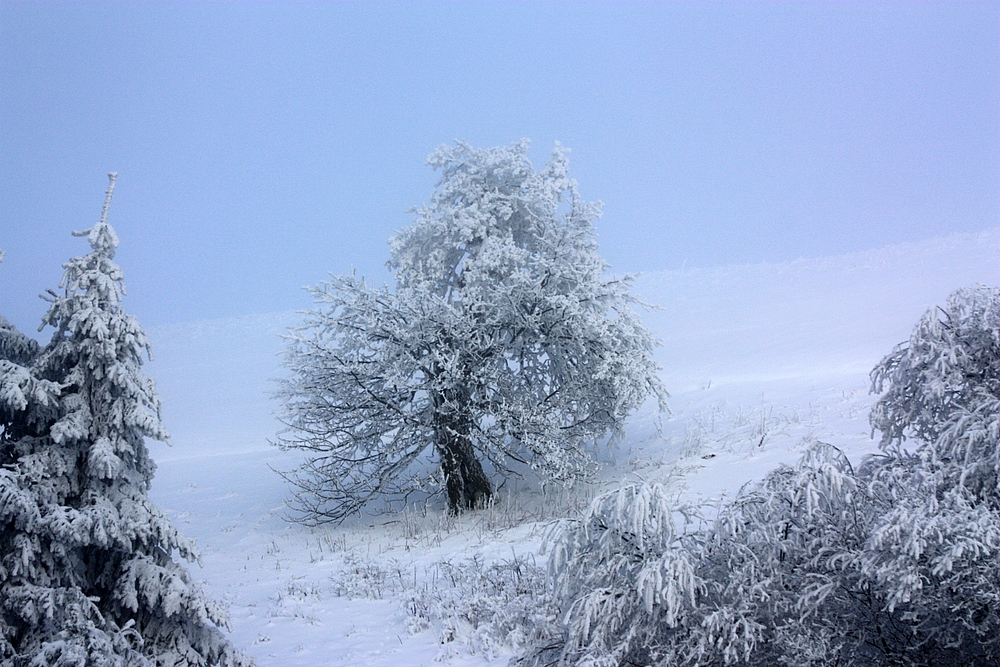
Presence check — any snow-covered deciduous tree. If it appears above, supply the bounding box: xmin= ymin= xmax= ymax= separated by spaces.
xmin=277 ymin=141 xmax=666 ymax=522
xmin=0 ymin=175 xmax=249 ymax=666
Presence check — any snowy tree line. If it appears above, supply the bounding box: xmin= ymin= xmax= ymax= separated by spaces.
xmin=278 ymin=141 xmax=1000 ymax=665
xmin=0 ymin=175 xmax=247 ymax=666
xmin=4 ymin=148 xmax=999 ymax=667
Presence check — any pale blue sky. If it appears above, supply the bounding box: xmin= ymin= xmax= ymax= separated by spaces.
xmin=1 ymin=2 xmax=997 ymax=333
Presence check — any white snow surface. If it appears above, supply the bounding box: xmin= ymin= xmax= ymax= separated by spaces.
xmin=143 ymin=229 xmax=1000 ymax=666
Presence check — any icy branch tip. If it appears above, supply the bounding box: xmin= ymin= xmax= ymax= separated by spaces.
xmin=100 ymin=172 xmax=118 ymax=226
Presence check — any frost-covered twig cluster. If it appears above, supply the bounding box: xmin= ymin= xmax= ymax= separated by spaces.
xmin=332 ymin=548 xmax=555 ymax=662
xmin=403 ymin=555 xmax=556 ymax=660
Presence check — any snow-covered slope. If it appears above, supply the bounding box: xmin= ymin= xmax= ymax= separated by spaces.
xmin=639 ymin=229 xmax=1000 ymax=388
xmin=144 ymin=229 xmax=1000 ymax=666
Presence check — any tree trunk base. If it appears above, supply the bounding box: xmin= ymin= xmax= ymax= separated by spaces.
xmin=438 ymin=434 xmax=492 ymax=513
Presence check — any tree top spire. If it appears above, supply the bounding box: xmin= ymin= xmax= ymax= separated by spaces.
xmin=100 ymin=172 xmax=117 ymax=226
xmin=71 ymin=172 xmax=120 ymax=254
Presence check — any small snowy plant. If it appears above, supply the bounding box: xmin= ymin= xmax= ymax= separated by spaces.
xmin=277 ymin=141 xmax=666 ymax=521
xmin=0 ymin=175 xmax=249 ymax=666
xmin=402 ymin=556 xmax=556 ymax=660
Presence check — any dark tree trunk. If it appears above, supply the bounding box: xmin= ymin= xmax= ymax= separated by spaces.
xmin=435 ymin=413 xmax=492 ymax=513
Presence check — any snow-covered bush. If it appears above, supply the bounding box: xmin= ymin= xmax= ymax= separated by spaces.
xmin=534 ymin=445 xmax=934 ymax=667
xmin=531 ymin=287 xmax=1000 ymax=667
xmin=684 ymin=444 xmax=891 ymax=667
xmin=277 ymin=141 xmax=666 ymax=522
xmin=863 ymin=286 xmax=1000 ymax=663
xmin=538 ymin=483 xmax=701 ymax=667
xmin=402 ymin=556 xmax=555 ymax=659
xmin=331 ymin=550 xmax=554 ymax=660
xmin=0 ymin=175 xmax=249 ymax=666
xmin=871 ymin=286 xmax=1000 ymax=449
xmin=535 ymin=457 xmax=862 ymax=667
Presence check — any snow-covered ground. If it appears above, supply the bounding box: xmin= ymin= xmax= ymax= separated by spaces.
xmin=144 ymin=229 xmax=1000 ymax=666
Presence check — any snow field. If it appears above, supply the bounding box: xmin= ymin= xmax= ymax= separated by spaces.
xmin=146 ymin=229 xmax=1000 ymax=666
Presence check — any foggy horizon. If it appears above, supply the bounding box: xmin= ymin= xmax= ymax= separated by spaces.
xmin=2 ymin=2 xmax=997 ymax=334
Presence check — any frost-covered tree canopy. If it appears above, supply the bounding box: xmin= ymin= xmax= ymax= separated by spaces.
xmin=0 ymin=175 xmax=249 ymax=666
xmin=277 ymin=141 xmax=666 ymax=522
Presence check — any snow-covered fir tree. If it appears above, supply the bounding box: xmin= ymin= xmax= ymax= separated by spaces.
xmin=0 ymin=175 xmax=249 ymax=666
xmin=277 ymin=140 xmax=667 ymax=521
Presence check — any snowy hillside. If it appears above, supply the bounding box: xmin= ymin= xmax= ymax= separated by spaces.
xmin=143 ymin=229 xmax=1000 ymax=666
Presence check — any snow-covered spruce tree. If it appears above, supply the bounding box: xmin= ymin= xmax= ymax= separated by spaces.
xmin=0 ymin=175 xmax=249 ymax=666
xmin=277 ymin=141 xmax=666 ymax=521
xmin=1 ymin=320 xmax=60 ymax=474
